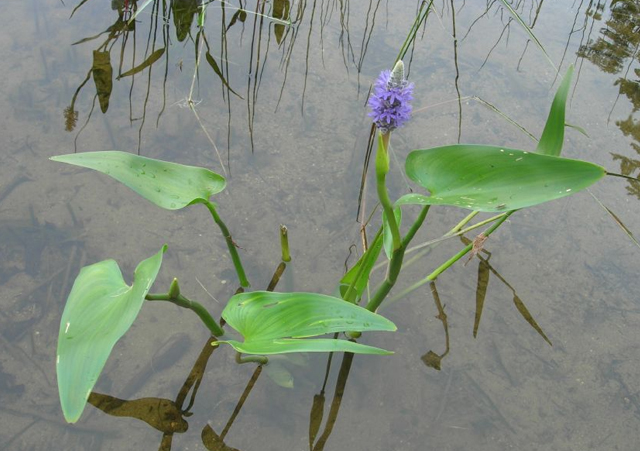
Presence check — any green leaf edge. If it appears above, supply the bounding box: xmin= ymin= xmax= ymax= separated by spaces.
xmin=56 ymin=245 xmax=166 ymax=423
xmin=50 ymin=151 xmax=226 ymax=210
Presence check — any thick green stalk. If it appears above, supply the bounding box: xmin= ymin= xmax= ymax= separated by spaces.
xmin=146 ymin=281 xmax=225 ymax=337
xmin=280 ymin=224 xmax=291 ymax=262
xmin=376 ymin=132 xmax=401 ymax=251
xmin=364 ymin=205 xmax=430 ymax=313
xmin=204 ymin=200 xmax=250 ymax=287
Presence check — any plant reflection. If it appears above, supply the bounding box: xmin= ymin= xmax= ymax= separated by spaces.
xmin=577 ymin=0 xmax=640 ymax=198
xmin=64 ymin=0 xmax=383 ymax=158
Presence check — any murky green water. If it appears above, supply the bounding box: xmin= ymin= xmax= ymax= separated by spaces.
xmin=1 ymin=1 xmax=639 ymax=450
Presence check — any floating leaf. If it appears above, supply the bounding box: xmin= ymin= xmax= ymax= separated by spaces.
xmin=118 ymin=48 xmax=165 ymax=79
xmin=399 ymin=145 xmax=606 ymax=212
xmin=92 ymin=50 xmax=113 ymax=113
xmin=50 ymin=151 xmax=226 ymax=210
xmin=536 ymin=66 xmax=574 ymax=156
xmin=57 ymin=246 xmax=166 ymax=423
xmin=216 ymin=291 xmax=396 ymax=355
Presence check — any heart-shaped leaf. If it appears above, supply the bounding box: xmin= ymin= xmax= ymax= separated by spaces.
xmin=57 ymin=246 xmax=166 ymax=423
xmin=216 ymin=291 xmax=396 ymax=355
xmin=51 ymin=151 xmax=226 ymax=210
xmin=399 ymin=145 xmax=606 ymax=212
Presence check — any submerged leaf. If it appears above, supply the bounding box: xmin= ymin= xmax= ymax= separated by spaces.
xmin=400 ymin=145 xmax=606 ymax=212
xmin=512 ymin=294 xmax=552 ymax=346
xmin=50 ymin=151 xmax=226 ymax=210
xmin=217 ymin=291 xmax=396 ymax=355
xmin=57 ymin=246 xmax=166 ymax=423
xmin=202 ymin=425 xmax=240 ymax=451
xmin=473 ymin=260 xmax=490 ymax=338
xmin=309 ymin=392 xmax=325 ymax=448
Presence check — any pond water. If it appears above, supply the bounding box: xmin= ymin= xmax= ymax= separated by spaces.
xmin=1 ymin=0 xmax=639 ymax=450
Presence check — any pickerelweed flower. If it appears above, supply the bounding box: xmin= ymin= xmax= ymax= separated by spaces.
xmin=368 ymin=61 xmax=414 ymax=133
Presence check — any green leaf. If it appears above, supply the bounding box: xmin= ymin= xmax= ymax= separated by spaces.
xmin=57 ymin=246 xmax=166 ymax=423
xmin=219 ymin=337 xmax=392 ymax=355
xmin=399 ymin=145 xmax=606 ymax=212
xmin=50 ymin=151 xmax=226 ymax=210
xmin=339 ymin=231 xmax=383 ymax=303
xmin=216 ymin=291 xmax=396 ymax=355
xmin=536 ymin=66 xmax=574 ymax=156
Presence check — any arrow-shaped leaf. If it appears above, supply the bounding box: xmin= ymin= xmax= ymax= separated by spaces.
xmin=399 ymin=145 xmax=606 ymax=212
xmin=51 ymin=151 xmax=226 ymax=210
xmin=57 ymin=246 xmax=166 ymax=423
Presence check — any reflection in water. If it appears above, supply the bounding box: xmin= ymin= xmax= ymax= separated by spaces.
xmin=64 ymin=0 xmax=384 ymax=159
xmin=577 ymin=0 xmax=640 ymax=198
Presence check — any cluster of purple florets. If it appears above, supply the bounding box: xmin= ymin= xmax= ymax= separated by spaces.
xmin=368 ymin=68 xmax=414 ymax=133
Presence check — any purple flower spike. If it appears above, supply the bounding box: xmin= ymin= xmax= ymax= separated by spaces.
xmin=368 ymin=61 xmax=414 ymax=133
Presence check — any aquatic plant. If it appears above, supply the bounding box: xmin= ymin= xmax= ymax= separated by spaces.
xmin=49 ymin=59 xmax=622 ymax=425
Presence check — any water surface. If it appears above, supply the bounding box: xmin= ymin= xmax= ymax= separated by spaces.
xmin=1 ymin=1 xmax=639 ymax=450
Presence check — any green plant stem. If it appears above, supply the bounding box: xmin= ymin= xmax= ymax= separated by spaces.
xmin=204 ymin=200 xmax=250 ymax=287
xmin=388 ymin=211 xmax=514 ymax=304
xmin=447 ymin=211 xmax=479 ymax=236
xmin=146 ymin=292 xmax=225 ymax=337
xmin=364 ymin=205 xmax=430 ymax=313
xmin=235 ymin=352 xmax=268 ymax=365
xmin=280 ymin=225 xmax=291 ymax=262
xmin=376 ymin=132 xmax=401 ymax=251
